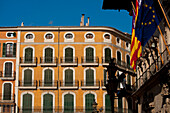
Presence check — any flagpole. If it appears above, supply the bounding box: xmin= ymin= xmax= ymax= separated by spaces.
xmin=157 ymin=25 xmax=170 ymax=55
xmin=156 ymin=47 xmax=164 ymax=64
xmin=157 ymin=0 xmax=170 ymax=28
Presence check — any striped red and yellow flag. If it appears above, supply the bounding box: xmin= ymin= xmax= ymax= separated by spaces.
xmin=130 ymin=0 xmax=142 ymax=71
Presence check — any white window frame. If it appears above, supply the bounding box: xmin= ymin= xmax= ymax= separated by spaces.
xmin=44 ymin=32 xmax=54 ymax=42
xmin=24 ymin=32 xmax=35 ymax=42
xmin=64 ymin=32 xmax=74 ymax=42
xmin=84 ymin=32 xmax=95 ymax=42
xmin=103 ymin=33 xmax=112 ymax=43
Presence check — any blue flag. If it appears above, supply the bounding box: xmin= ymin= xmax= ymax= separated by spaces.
xmin=135 ymin=0 xmax=162 ymax=46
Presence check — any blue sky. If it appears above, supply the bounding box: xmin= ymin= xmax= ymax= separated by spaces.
xmin=0 ymin=0 xmax=132 ymax=33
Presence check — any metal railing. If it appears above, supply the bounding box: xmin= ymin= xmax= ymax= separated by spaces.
xmin=81 ymin=56 xmax=99 ymax=64
xmin=102 ymin=57 xmax=111 ymax=63
xmin=81 ymin=80 xmax=100 ymax=87
xmin=0 ymin=71 xmax=16 ymax=79
xmin=18 ymin=106 xmax=133 ymax=113
xmin=40 ymin=57 xmax=57 ymax=64
xmin=132 ymin=46 xmax=170 ymax=92
xmin=39 ymin=80 xmax=58 ymax=87
xmin=60 ymin=57 xmax=78 ymax=64
xmin=60 ymin=80 xmax=79 ymax=87
xmin=20 ymin=57 xmax=37 ymax=64
xmin=18 ymin=80 xmax=37 ymax=87
xmin=0 ymin=94 xmax=15 ymax=102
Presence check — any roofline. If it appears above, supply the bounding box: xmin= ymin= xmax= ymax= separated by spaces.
xmin=0 ymin=26 xmax=131 ymax=41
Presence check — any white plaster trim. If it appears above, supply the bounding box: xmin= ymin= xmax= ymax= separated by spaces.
xmin=6 ymin=32 xmax=15 ymax=38
xmin=24 ymin=32 xmax=35 ymax=42
xmin=64 ymin=32 xmax=74 ymax=42
xmin=84 ymin=67 xmax=96 ymax=85
xmin=62 ymin=92 xmax=76 ymax=112
xmin=2 ymin=82 xmax=13 ymax=100
xmin=41 ymin=92 xmax=55 ymax=112
xmin=20 ymin=92 xmax=34 ymax=112
xmin=44 ymin=32 xmax=54 ymax=42
xmin=84 ymin=32 xmax=95 ymax=42
xmin=103 ymin=33 xmax=112 ymax=43
xmin=3 ymin=61 xmax=14 ymax=77
xmin=83 ymin=91 xmax=97 ymax=111
xmin=5 ymin=41 xmax=14 ymax=44
xmin=116 ymin=37 xmax=121 ymax=47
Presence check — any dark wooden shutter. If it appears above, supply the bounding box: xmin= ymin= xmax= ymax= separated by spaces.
xmin=25 ymin=48 xmax=33 ymax=63
xmin=105 ymin=94 xmax=111 ymax=112
xmin=5 ymin=62 xmax=12 ymax=77
xmin=117 ymin=51 xmax=121 ymax=65
xmin=24 ymin=69 xmax=32 ymax=86
xmin=3 ymin=83 xmax=11 ymax=100
xmin=2 ymin=43 xmax=7 ymax=57
xmin=65 ymin=69 xmax=73 ymax=86
xmin=65 ymin=48 xmax=73 ymax=63
xmin=105 ymin=48 xmax=111 ymax=63
xmin=86 ymin=48 xmax=94 ymax=62
xmin=43 ymin=94 xmax=53 ymax=113
xmin=45 ymin=48 xmax=53 ymax=63
xmin=44 ymin=69 xmax=52 ymax=86
xmin=126 ymin=55 xmax=130 ymax=68
xmin=13 ymin=43 xmax=16 ymax=57
xmin=64 ymin=94 xmax=74 ymax=112
xmin=85 ymin=93 xmax=94 ymax=112
xmin=23 ymin=94 xmax=32 ymax=113
xmin=86 ymin=69 xmax=94 ymax=86
xmin=104 ymin=69 xmax=107 ymax=86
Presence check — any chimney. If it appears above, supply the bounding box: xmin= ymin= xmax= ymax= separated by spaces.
xmin=80 ymin=14 xmax=85 ymax=26
xmin=86 ymin=17 xmax=90 ymax=26
xmin=21 ymin=22 xmax=24 ymax=26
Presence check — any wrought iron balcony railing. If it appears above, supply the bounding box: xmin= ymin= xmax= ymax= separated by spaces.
xmin=81 ymin=56 xmax=99 ymax=66
xmin=40 ymin=57 xmax=58 ymax=66
xmin=60 ymin=57 xmax=78 ymax=66
xmin=59 ymin=80 xmax=79 ymax=89
xmin=20 ymin=57 xmax=37 ymax=66
xmin=39 ymin=80 xmax=58 ymax=89
xmin=18 ymin=80 xmax=37 ymax=89
xmin=81 ymin=80 xmax=100 ymax=89
xmin=0 ymin=71 xmax=16 ymax=80
xmin=0 ymin=94 xmax=15 ymax=102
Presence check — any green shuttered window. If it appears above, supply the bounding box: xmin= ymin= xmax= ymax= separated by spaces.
xmin=64 ymin=94 xmax=74 ymax=113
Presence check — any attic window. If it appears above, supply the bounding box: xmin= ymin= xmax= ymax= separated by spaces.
xmin=104 ymin=34 xmax=110 ymax=39
xmin=86 ymin=33 xmax=94 ymax=39
xmin=117 ymin=37 xmax=120 ymax=43
xmin=45 ymin=33 xmax=53 ymax=39
xmin=126 ymin=42 xmax=129 ymax=48
xmin=6 ymin=32 xmax=16 ymax=37
xmin=26 ymin=34 xmax=33 ymax=39
xmin=65 ymin=33 xmax=73 ymax=39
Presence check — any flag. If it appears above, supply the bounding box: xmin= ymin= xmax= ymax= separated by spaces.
xmin=130 ymin=0 xmax=162 ymax=71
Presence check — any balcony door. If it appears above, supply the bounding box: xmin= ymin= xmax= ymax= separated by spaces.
xmin=3 ymin=83 xmax=11 ymax=100
xmin=25 ymin=48 xmax=33 ymax=63
xmin=24 ymin=69 xmax=32 ymax=86
xmin=105 ymin=94 xmax=111 ymax=112
xmin=105 ymin=48 xmax=111 ymax=63
xmin=64 ymin=94 xmax=74 ymax=113
xmin=4 ymin=62 xmax=12 ymax=77
xmin=86 ymin=69 xmax=94 ymax=86
xmin=65 ymin=48 xmax=73 ymax=63
xmin=44 ymin=69 xmax=52 ymax=86
xmin=117 ymin=51 xmax=121 ymax=65
xmin=23 ymin=94 xmax=32 ymax=113
xmin=85 ymin=93 xmax=95 ymax=113
xmin=45 ymin=48 xmax=53 ymax=63
xmin=86 ymin=47 xmax=94 ymax=62
xmin=65 ymin=69 xmax=73 ymax=86
xmin=43 ymin=94 xmax=53 ymax=113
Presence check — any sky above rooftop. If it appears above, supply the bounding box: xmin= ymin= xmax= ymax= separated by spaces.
xmin=0 ymin=0 xmax=132 ymax=33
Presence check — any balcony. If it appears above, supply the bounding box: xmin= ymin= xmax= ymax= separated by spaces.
xmin=102 ymin=57 xmax=111 ymax=66
xmin=80 ymin=80 xmax=100 ymax=90
xmin=59 ymin=80 xmax=79 ymax=90
xmin=0 ymin=94 xmax=15 ymax=103
xmin=0 ymin=71 xmax=15 ymax=80
xmin=60 ymin=57 xmax=78 ymax=67
xmin=20 ymin=57 xmax=37 ymax=67
xmin=40 ymin=57 xmax=57 ymax=67
xmin=81 ymin=57 xmax=99 ymax=67
xmin=18 ymin=80 xmax=37 ymax=90
xmin=39 ymin=80 xmax=58 ymax=90
xmin=132 ymin=47 xmax=170 ymax=94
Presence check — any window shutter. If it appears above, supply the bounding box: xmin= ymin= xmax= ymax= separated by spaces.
xmin=105 ymin=48 xmax=111 ymax=63
xmin=23 ymin=94 xmax=32 ymax=111
xmin=2 ymin=43 xmax=6 ymax=57
xmin=5 ymin=62 xmax=12 ymax=77
xmin=86 ymin=48 xmax=94 ymax=62
xmin=45 ymin=48 xmax=53 ymax=63
xmin=24 ymin=69 xmax=32 ymax=86
xmin=64 ymin=94 xmax=74 ymax=112
xmin=43 ymin=94 xmax=53 ymax=113
xmin=65 ymin=69 xmax=73 ymax=86
xmin=44 ymin=69 xmax=52 ymax=86
xmin=3 ymin=83 xmax=11 ymax=100
xmin=85 ymin=94 xmax=94 ymax=112
xmin=65 ymin=48 xmax=73 ymax=62
xmin=13 ymin=43 xmax=16 ymax=57
xmin=105 ymin=94 xmax=111 ymax=111
xmin=86 ymin=69 xmax=94 ymax=86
